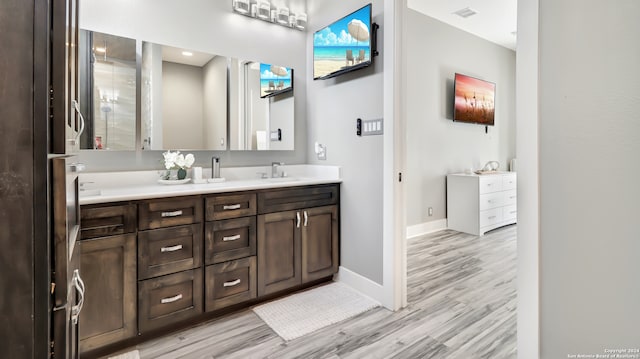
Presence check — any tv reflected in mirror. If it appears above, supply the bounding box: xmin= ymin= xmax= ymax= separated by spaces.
xmin=260 ymin=63 xmax=293 ymax=98
xmin=453 ymin=73 xmax=496 ymax=126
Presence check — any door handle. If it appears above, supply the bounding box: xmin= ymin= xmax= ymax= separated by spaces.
xmin=303 ymin=211 xmax=308 ymax=227
xmin=296 ymin=212 xmax=301 ymax=228
xmin=71 ymin=99 xmax=86 ymax=146
xmin=71 ymin=269 xmax=85 ymax=325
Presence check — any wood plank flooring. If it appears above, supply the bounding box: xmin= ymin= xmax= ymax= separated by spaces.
xmin=130 ymin=225 xmax=517 ymax=359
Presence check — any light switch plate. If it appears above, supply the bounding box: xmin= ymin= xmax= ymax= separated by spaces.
xmin=358 ymin=118 xmax=383 ymax=136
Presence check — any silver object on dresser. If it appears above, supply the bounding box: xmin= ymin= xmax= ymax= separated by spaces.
xmin=271 ymin=162 xmax=284 ymax=178
xmin=212 ymin=157 xmax=220 ymax=178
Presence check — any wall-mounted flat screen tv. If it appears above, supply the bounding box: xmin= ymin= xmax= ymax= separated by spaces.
xmin=453 ymin=73 xmax=496 ymax=126
xmin=313 ymin=3 xmax=372 ymax=80
xmin=260 ymin=63 xmax=293 ymax=98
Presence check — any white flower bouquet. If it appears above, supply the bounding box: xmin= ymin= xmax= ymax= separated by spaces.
xmin=161 ymin=150 xmax=195 ymax=180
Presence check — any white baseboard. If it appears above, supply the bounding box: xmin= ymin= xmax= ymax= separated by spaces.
xmin=334 ymin=266 xmax=385 ymax=308
xmin=406 ymin=219 xmax=448 ymax=239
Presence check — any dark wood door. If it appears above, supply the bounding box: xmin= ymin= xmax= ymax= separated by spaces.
xmin=79 ymin=234 xmax=137 ymax=353
xmin=301 ymin=206 xmax=339 ymax=283
xmin=257 ymin=210 xmax=302 ymax=296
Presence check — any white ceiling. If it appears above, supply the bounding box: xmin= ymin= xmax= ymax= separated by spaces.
xmin=408 ymin=0 xmax=517 ymax=50
xmin=162 ymin=45 xmax=216 ymax=67
xmin=250 ymin=0 xmax=517 ymax=50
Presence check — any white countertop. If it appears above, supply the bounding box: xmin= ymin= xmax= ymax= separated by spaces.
xmin=79 ymin=165 xmax=342 ymax=205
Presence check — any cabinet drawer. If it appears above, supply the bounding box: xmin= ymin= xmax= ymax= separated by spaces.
xmin=479 ymin=176 xmax=503 ymax=194
xmin=139 ymin=197 xmax=202 ymax=230
xmin=81 ymin=204 xmax=136 ymax=239
xmin=205 ymin=193 xmax=256 ymax=221
xmin=504 ymin=189 xmax=517 ymax=205
xmin=205 ymin=256 xmax=256 ymax=312
xmin=258 ymin=185 xmax=339 ymax=214
xmin=479 ymin=207 xmax=502 ymax=228
xmin=479 ymin=192 xmax=504 ymax=211
xmin=502 ymin=174 xmax=517 ymax=190
xmin=138 ymin=224 xmax=202 ymax=279
xmin=503 ymin=205 xmax=518 ymax=221
xmin=205 ymin=217 xmax=256 ymax=265
xmin=138 ymin=269 xmax=203 ymax=333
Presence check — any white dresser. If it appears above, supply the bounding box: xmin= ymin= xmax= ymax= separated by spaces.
xmin=446 ymin=172 xmax=517 ymax=236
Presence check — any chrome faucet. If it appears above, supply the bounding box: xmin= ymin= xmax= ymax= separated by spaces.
xmin=271 ymin=162 xmax=284 ymax=178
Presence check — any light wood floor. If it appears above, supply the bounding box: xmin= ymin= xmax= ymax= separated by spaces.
xmin=132 ymin=225 xmax=517 ymax=359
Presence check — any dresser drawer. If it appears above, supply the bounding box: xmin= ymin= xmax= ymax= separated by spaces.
xmin=138 ymin=224 xmax=202 ymax=279
xmin=479 ymin=207 xmax=502 ymax=228
xmin=139 ymin=196 xmax=202 ymax=230
xmin=479 ymin=176 xmax=503 ymax=194
xmin=205 ymin=193 xmax=256 ymax=221
xmin=138 ymin=269 xmax=203 ymax=333
xmin=81 ymin=204 xmax=136 ymax=239
xmin=503 ymin=189 xmax=517 ymax=205
xmin=258 ymin=185 xmax=339 ymax=214
xmin=205 ymin=257 xmax=256 ymax=312
xmin=479 ymin=192 xmax=504 ymax=211
xmin=502 ymin=174 xmax=517 ymax=190
xmin=503 ymin=205 xmax=518 ymax=221
xmin=205 ymin=217 xmax=256 ymax=265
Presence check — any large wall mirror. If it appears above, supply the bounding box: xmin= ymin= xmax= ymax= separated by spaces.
xmin=77 ymin=30 xmax=295 ymax=151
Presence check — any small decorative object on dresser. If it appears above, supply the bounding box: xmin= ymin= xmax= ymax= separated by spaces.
xmin=160 ymin=150 xmax=195 ymax=183
xmin=447 ymin=171 xmax=517 ymax=236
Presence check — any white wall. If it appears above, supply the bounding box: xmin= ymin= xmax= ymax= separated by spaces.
xmin=307 ymin=0 xmax=385 ymax=284
xmin=538 ymin=0 xmax=640 ymax=356
xmin=162 ymin=62 xmax=204 ymax=149
xmin=79 ymin=0 xmax=307 ymax=170
xmin=404 ymin=10 xmax=516 ymax=226
xmin=516 ymin=0 xmax=539 ymax=357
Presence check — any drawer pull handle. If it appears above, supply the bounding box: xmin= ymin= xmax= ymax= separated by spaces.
xmin=161 ymin=210 xmax=183 ymax=218
xmin=161 ymin=244 xmax=183 ymax=253
xmin=222 ymin=234 xmax=241 ymax=242
xmin=488 ymin=216 xmax=497 ymax=219
xmin=223 ymin=204 xmax=241 ymax=210
xmin=223 ymin=279 xmax=241 ymax=287
xmin=160 ymin=294 xmax=183 ymax=304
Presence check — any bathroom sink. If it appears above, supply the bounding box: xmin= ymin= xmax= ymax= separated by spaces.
xmin=79 ymin=189 xmax=102 ymax=197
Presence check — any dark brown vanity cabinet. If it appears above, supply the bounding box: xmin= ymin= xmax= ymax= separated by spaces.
xmin=78 ymin=205 xmax=137 ymax=353
xmin=257 ymin=185 xmax=340 ymax=296
xmin=137 ymin=197 xmax=204 ymax=332
xmin=204 ymin=193 xmax=258 ymax=311
xmin=78 ymin=183 xmax=339 ymax=356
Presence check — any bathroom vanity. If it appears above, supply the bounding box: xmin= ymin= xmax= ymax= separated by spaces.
xmin=76 ymin=169 xmax=340 ymax=357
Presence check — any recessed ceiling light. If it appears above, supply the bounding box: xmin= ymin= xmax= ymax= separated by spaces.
xmin=453 ymin=7 xmax=477 ymax=18
xmin=94 ymin=47 xmax=106 ymax=53
xmin=182 ymin=51 xmax=193 ymax=57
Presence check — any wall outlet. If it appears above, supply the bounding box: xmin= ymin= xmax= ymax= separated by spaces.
xmin=428 ymin=207 xmax=433 ymax=216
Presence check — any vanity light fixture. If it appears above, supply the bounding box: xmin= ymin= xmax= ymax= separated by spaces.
xmin=232 ymin=0 xmax=250 ymax=14
xmin=277 ymin=7 xmax=290 ymax=25
xmin=256 ymin=0 xmax=271 ymax=20
xmin=231 ymin=0 xmax=306 ymax=31
xmin=295 ymin=12 xmax=307 ymax=30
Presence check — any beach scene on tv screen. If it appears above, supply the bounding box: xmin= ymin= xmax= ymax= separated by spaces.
xmin=313 ymin=5 xmax=371 ymax=78
xmin=454 ymin=75 xmax=495 ymax=125
xmin=260 ymin=63 xmax=292 ymax=97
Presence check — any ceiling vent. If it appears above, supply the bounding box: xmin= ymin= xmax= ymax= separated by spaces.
xmin=452 ymin=7 xmax=477 ymax=18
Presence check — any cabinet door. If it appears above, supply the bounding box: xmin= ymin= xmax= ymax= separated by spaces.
xmin=301 ymin=206 xmax=339 ymax=283
xmin=257 ymin=211 xmax=301 ymax=296
xmin=79 ymin=234 xmax=137 ymax=353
